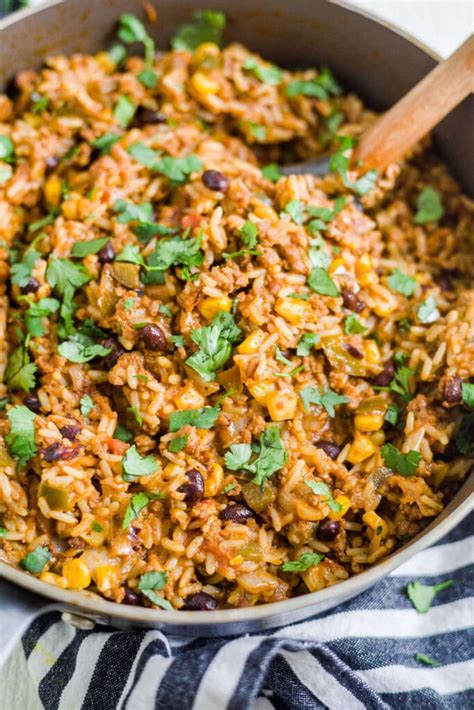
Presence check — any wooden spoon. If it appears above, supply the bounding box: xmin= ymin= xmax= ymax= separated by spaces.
xmin=282 ymin=35 xmax=474 ymax=176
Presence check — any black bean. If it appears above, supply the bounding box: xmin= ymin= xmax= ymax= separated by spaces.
xmin=135 ymin=107 xmax=166 ymax=126
xmin=373 ymin=359 xmax=395 ymax=387
xmin=180 ymin=469 xmax=204 ymax=505
xmin=97 ymin=241 xmax=115 ymax=264
xmin=437 ymin=271 xmax=452 ymax=292
xmin=102 ymin=337 xmax=126 ymax=369
xmin=122 ymin=587 xmax=142 ymax=606
xmin=219 ymin=502 xmax=255 ymax=523
xmin=315 ymin=440 xmax=341 ymax=460
xmin=45 ymin=156 xmax=60 ymax=174
xmin=24 ymin=394 xmax=41 ymax=413
xmin=346 ymin=343 xmax=363 ymax=360
xmin=443 ymin=377 xmax=462 ymax=404
xmin=60 ymin=421 xmax=81 ymax=441
xmin=184 ymin=592 xmax=218 ymax=611
xmin=21 ymin=278 xmax=40 ymax=295
xmin=140 ymin=324 xmax=166 ymax=351
xmin=66 ymin=537 xmax=85 ymax=550
xmin=317 ymin=520 xmax=341 ymax=542
xmin=341 ymin=288 xmax=365 ymax=313
xmin=202 ymin=170 xmax=229 ymax=192
xmin=42 ymin=442 xmax=79 ymax=462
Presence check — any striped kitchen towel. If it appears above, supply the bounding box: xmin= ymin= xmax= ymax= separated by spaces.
xmin=0 ymin=511 xmax=472 ymax=709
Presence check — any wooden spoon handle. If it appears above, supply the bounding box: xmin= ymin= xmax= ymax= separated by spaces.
xmin=354 ymin=36 xmax=474 ymax=171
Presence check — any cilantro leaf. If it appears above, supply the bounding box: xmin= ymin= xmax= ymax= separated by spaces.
xmin=387 ymin=268 xmax=417 ymax=297
xmin=146 ymin=233 xmax=203 ymax=280
xmin=58 ymin=333 xmax=111 ymax=364
xmin=46 ymin=256 xmax=92 ymax=295
xmin=171 ymin=10 xmax=226 ymax=51
xmin=114 ymin=198 xmax=154 ymax=224
xmin=243 ymin=57 xmax=282 ymax=85
xmin=308 ymin=267 xmax=339 ymax=297
xmin=25 ymin=297 xmax=60 ymax=337
xmin=461 ymin=383 xmax=474 ymax=408
xmin=122 ymin=492 xmax=152 ymax=528
xmin=0 ymin=135 xmax=14 ymax=162
xmin=417 ymin=296 xmax=440 ymax=324
xmin=455 ymin=413 xmax=474 ymax=455
xmin=261 ymin=163 xmax=282 ymax=182
xmin=186 ymin=311 xmax=241 ymax=381
xmin=80 ymin=395 xmax=93 ymax=417
xmin=297 ymin=333 xmax=320 ymax=356
xmin=72 ymin=238 xmax=110 ymax=258
xmin=381 ymin=442 xmax=421 ymax=476
xmin=246 ymin=122 xmax=267 ymax=141
xmin=114 ymin=96 xmax=136 ymax=129
xmin=283 ymin=199 xmax=305 ymax=225
xmin=154 ymin=154 xmax=203 ymax=184
xmin=118 ymin=13 xmax=155 ymax=68
xmin=10 ymin=249 xmax=40 ymax=288
xmin=390 ymin=363 xmax=415 ymax=397
xmin=281 ymin=552 xmax=325 ymax=572
xmin=350 ymin=169 xmax=378 ymax=196
xmin=344 ymin=314 xmax=366 ymax=334
xmin=6 ymin=405 xmax=37 ymax=466
xmin=224 ymin=443 xmax=252 ymax=471
xmin=414 ymin=186 xmax=444 ymax=224
xmin=285 ymin=79 xmax=328 ymax=100
xmin=20 ymin=546 xmax=50 ymax=574
xmin=299 ymin=386 xmax=349 ymax=416
xmin=91 ymin=132 xmax=121 ymax=155
xmin=116 ymin=244 xmax=146 ymax=268
xmin=168 ymin=434 xmax=189 ymax=452
xmin=114 ymin=423 xmax=134 ymax=443
xmin=385 ymin=403 xmax=400 ymax=427
xmin=127 ymin=142 xmax=157 ymax=168
xmin=407 ymin=579 xmax=453 ymax=613
xmin=5 ymin=344 xmax=37 ymax=392
xmin=122 ymin=445 xmax=158 ymax=481
xmin=239 ymin=221 xmax=258 ymax=249
xmin=28 ymin=211 xmax=57 ymax=233
xmin=138 ymin=571 xmax=172 ymax=610
xmin=138 ymin=70 xmax=158 ymax=88
xmin=169 ymin=406 xmax=220 ymax=432
xmin=304 ymin=479 xmax=342 ymax=513
xmin=171 ymin=335 xmax=185 ymax=348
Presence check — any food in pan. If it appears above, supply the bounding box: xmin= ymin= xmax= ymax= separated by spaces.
xmin=0 ymin=12 xmax=472 ymax=610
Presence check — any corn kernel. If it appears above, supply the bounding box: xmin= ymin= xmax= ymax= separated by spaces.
xmin=354 ymin=413 xmax=385 ymax=432
xmin=192 ymin=42 xmax=220 ymax=65
xmin=247 ymin=380 xmax=275 ymax=405
xmin=237 ymin=329 xmax=266 ymax=354
xmin=356 ymin=254 xmax=372 ymax=275
xmin=363 ymin=511 xmax=389 ymax=538
xmin=44 ymin=175 xmax=62 ymax=207
xmin=275 ymin=297 xmax=312 ymax=326
xmin=198 ymin=296 xmax=232 ymax=321
xmin=230 ymin=555 xmax=244 ymax=566
xmin=95 ymin=51 xmax=116 ymax=72
xmin=253 ymin=202 xmax=278 ymax=220
xmin=369 ymin=430 xmax=386 ymax=446
xmin=347 ymin=433 xmax=376 ymax=464
xmin=61 ymin=196 xmax=79 ymax=220
xmin=364 ymin=340 xmax=381 ymax=365
xmin=94 ymin=564 xmax=119 ymax=593
xmin=373 ymin=297 xmax=397 ymax=318
xmin=328 ymin=494 xmax=351 ymax=520
xmin=328 ymin=257 xmax=346 ymax=274
xmin=173 ymin=385 xmax=205 ymax=410
xmin=266 ymin=390 xmax=298 ymax=421
xmin=39 ymin=571 xmax=68 ymax=589
xmin=204 ymin=463 xmax=224 ymax=496
xmin=191 ymin=71 xmax=219 ymax=95
xmin=62 ymin=558 xmax=92 ymax=590
xmin=358 ymin=272 xmax=379 ymax=287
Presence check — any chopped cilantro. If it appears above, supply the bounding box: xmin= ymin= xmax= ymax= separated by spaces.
xmin=10 ymin=249 xmax=40 ymax=288
xmin=122 ymin=445 xmax=158 ymax=481
xmin=146 ymin=233 xmax=203 ymax=280
xmin=128 ymin=406 xmax=143 ymax=426
xmin=91 ymin=133 xmax=121 ymax=155
xmin=224 ymin=426 xmax=287 ymax=486
xmin=138 ymin=571 xmax=172 ymax=610
xmin=0 ymin=528 xmax=7 ymax=537
xmin=385 ymin=403 xmax=400 ymax=427
xmin=114 ymin=199 xmax=154 ymax=224
xmin=169 ymin=406 xmax=220 ymax=432
xmin=304 ymin=479 xmax=342 ymax=513
xmin=25 ymin=297 xmax=60 ymax=337
xmin=283 ymin=199 xmax=305 ymax=225
xmin=285 ymin=79 xmax=328 ymax=100
xmin=222 ymin=482 xmax=237 ymax=494
xmin=92 ymin=522 xmax=103 ymax=533
xmin=308 ymin=267 xmax=339 ymax=297
xmin=20 ymin=546 xmax=50 ymax=574
xmin=46 ymin=256 xmax=92 ymax=295
xmin=6 ymin=405 xmax=37 ymax=467
xmin=114 ymin=423 xmax=134 ymax=443
xmin=239 ymin=221 xmax=259 ymax=249
xmin=108 ymin=44 xmax=127 ymax=66
xmin=407 ymin=579 xmax=453 ymax=613
xmin=0 ymin=397 xmax=8 ymax=410
xmin=58 ymin=333 xmax=111 ymax=363
xmin=415 ymin=653 xmax=440 ymax=667
xmin=414 ymin=186 xmax=444 ymax=224
xmin=0 ymin=135 xmax=14 ymax=161
xmin=381 ymin=442 xmax=421 ymax=476
xmin=262 ymin=163 xmax=282 ymax=182
xmin=4 ymin=343 xmax=37 ymax=392
xmin=390 ymin=361 xmax=415 ymax=397
xmin=417 ymin=296 xmax=440 ymax=324
xmin=31 ymin=94 xmax=49 ymax=114
xmin=398 ymin=317 xmax=411 ymax=333
xmin=243 ymin=57 xmax=282 ymax=85
xmin=461 ymin=383 xmax=474 ymax=408
xmin=118 ymin=13 xmax=155 ymax=68
xmin=116 ymin=244 xmax=146 ymax=268
xmin=113 ymin=96 xmax=136 ymax=129
xmin=344 ymin=314 xmax=366 ymax=334
xmin=296 ymin=333 xmax=320 ymax=356
xmin=246 ymin=122 xmax=267 ymax=141
xmin=72 ymin=238 xmax=110 ymax=258
xmin=171 ymin=334 xmax=185 ymax=348
xmin=171 ymin=10 xmax=226 ymax=51
xmin=168 ymin=435 xmax=189 ymax=452
xmin=28 ymin=211 xmax=56 ymax=233
xmin=122 ymin=491 xmax=154 ymax=528
xmin=455 ymin=413 xmax=474 ymax=455
xmin=281 ymin=552 xmax=325 ymax=572
xmin=186 ymin=311 xmax=241 ymax=381
xmin=329 ymin=135 xmax=377 ymax=196
xmin=80 ymin=395 xmax=93 ymax=417
xmin=127 ymin=143 xmax=203 ymax=183
xmin=299 ymin=386 xmax=349 ymax=416
xmin=387 ymin=268 xmax=417 ymax=297
xmin=138 ymin=70 xmax=157 ymax=88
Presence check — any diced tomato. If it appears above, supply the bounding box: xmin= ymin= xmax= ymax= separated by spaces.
xmin=181 ymin=213 xmax=202 ymax=230
xmin=108 ymin=438 xmax=128 ymax=455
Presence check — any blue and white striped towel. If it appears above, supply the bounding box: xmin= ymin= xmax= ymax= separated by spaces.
xmin=0 ymin=512 xmax=472 ymax=709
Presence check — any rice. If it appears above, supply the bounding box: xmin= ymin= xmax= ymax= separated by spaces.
xmin=0 ymin=13 xmax=472 ymax=612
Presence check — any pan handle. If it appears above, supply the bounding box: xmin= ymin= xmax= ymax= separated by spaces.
xmin=0 ymin=578 xmax=53 ymax=668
